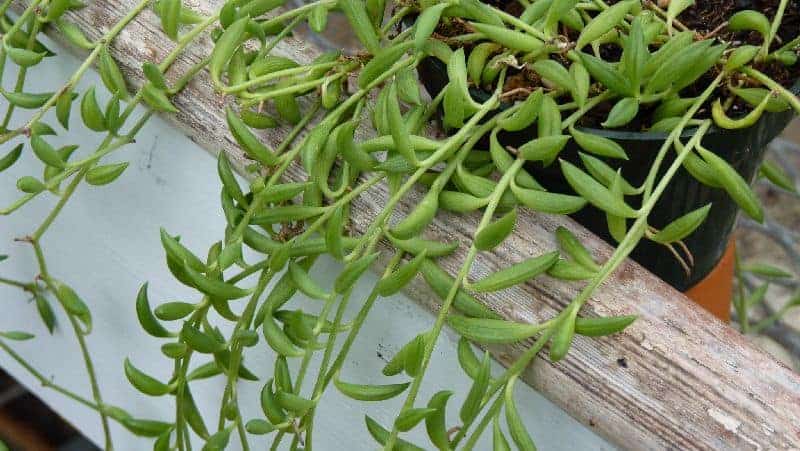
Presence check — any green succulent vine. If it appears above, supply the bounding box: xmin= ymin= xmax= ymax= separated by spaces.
xmin=0 ymin=0 xmax=799 ymax=449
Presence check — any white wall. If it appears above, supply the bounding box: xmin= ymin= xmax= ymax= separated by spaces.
xmin=0 ymin=38 xmax=612 ymax=450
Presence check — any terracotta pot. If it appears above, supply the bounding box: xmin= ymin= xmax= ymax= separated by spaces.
xmin=685 ymin=240 xmax=735 ymax=321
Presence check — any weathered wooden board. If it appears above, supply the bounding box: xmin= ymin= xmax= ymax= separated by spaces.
xmin=18 ymin=0 xmax=800 ymax=448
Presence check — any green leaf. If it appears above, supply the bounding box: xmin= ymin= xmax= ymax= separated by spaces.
xmin=142 ymin=84 xmax=177 ymax=112
xmin=288 ymin=261 xmax=329 ymax=300
xmin=365 ymin=415 xmax=425 ymax=450
xmin=121 ymin=418 xmax=172 ymax=437
xmin=555 ymin=227 xmax=600 ymax=271
xmin=54 ymin=281 xmax=92 ymax=332
xmin=181 ymin=323 xmax=224 ymax=353
xmin=741 ymin=263 xmax=794 ymax=279
xmin=80 ymin=86 xmax=106 ymax=131
xmin=335 ymin=252 xmax=380 ymax=293
xmin=0 ymin=331 xmax=34 ymax=341
xmin=578 ymin=52 xmax=633 ymax=96
xmin=1 ymin=90 xmax=53 ymax=109
xmin=475 ymin=208 xmax=517 ymax=251
xmin=420 ymin=260 xmax=499 ymax=319
xmin=391 ymin=189 xmax=438 ymax=240
xmin=31 ymin=136 xmax=65 ymax=169
xmin=731 ymin=87 xmax=792 ymax=113
xmin=457 ymin=337 xmax=483 ymax=380
xmin=644 ymin=31 xmax=694 ymax=76
xmin=666 ymin=0 xmax=694 ymax=30
xmin=531 ymin=59 xmax=575 ymax=94
xmin=0 ymin=143 xmax=23 ymax=172
xmin=560 ymin=160 xmax=638 ymax=218
xmin=275 ymin=391 xmax=314 ymax=416
xmin=396 ymin=407 xmax=437 ymax=432
xmin=570 ymin=126 xmax=627 ymax=159
xmin=547 ymin=259 xmax=597 ymax=280
xmin=470 ymin=22 xmax=543 ymax=53
xmin=260 ymin=380 xmax=287 ymax=425
xmin=650 ymin=204 xmax=711 ymax=244
xmin=377 ymin=250 xmax=427 ymax=297
xmin=202 ymin=426 xmax=232 ymax=451
xmin=245 ymin=419 xmax=276 ymax=435
xmin=549 ymin=314 xmax=575 ymax=362
xmin=388 ymin=235 xmax=459 ymax=258
xmin=415 ymin=3 xmax=449 ymax=49
xmin=602 ymin=97 xmax=639 ymax=128
xmin=725 ymin=45 xmax=760 ymax=72
xmin=577 ymin=1 xmax=635 ymax=49
xmin=98 ymin=46 xmax=129 ymax=99
xmin=760 ymin=159 xmax=796 ymax=192
xmin=493 ymin=415 xmax=511 ymax=451
xmin=124 ymin=358 xmax=171 ymax=396
xmin=154 ymin=301 xmax=195 ymax=320
xmin=135 ymin=284 xmax=172 ymax=338
xmin=470 ymin=251 xmax=559 ymax=292
xmin=334 ymin=374 xmax=409 ymax=402
xmin=339 ymin=0 xmax=380 ymax=54
xmin=34 ymin=293 xmax=56 ymax=333
xmin=183 ymin=263 xmax=252 ymax=300
xmin=6 ymin=47 xmax=45 ymax=67
xmin=574 ymin=315 xmax=637 ymax=337
xmin=460 ymin=351 xmax=490 ymax=423
xmin=425 ymin=390 xmax=453 ymax=450
xmin=510 ymin=183 xmax=587 ymax=215
xmin=728 ymin=10 xmax=770 ymax=38
xmin=697 ymin=148 xmax=763 ymax=222
xmin=498 ymin=89 xmax=543 ymax=132
xmin=447 ymin=316 xmax=545 ymax=344
xmin=519 ymin=135 xmax=571 ymax=164
xmin=209 ymin=16 xmax=248 ymax=85
xmin=86 ymin=162 xmax=129 ymax=186
xmin=160 ymin=0 xmax=181 ymax=39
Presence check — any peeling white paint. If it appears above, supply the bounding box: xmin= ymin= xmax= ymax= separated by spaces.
xmin=709 ymin=407 xmax=742 ymax=434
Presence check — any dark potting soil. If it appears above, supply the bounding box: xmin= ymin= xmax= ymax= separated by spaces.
xmin=433 ymin=0 xmax=800 ymax=131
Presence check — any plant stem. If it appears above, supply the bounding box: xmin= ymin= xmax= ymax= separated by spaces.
xmin=26 ymin=162 xmax=114 ymax=449
xmin=763 ymin=0 xmax=790 ymax=57
xmin=751 ymin=290 xmax=800 ymax=333
xmin=734 ymin=248 xmax=750 ymax=333
xmin=223 ymin=62 xmax=338 ymax=94
xmin=0 ymin=338 xmax=99 ymax=411
xmin=0 ymin=276 xmax=33 ymax=290
xmin=742 ymin=67 xmax=800 ymax=114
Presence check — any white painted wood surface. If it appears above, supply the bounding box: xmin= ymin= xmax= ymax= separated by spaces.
xmin=0 ymin=42 xmax=612 ymax=450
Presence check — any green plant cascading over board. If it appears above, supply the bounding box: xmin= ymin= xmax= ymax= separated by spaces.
xmin=0 ymin=0 xmax=799 ymax=449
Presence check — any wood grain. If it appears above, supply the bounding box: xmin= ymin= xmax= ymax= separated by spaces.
xmin=18 ymin=0 xmax=800 ymax=448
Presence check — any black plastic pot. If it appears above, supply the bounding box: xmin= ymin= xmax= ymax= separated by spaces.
xmin=418 ymin=56 xmax=800 ymax=291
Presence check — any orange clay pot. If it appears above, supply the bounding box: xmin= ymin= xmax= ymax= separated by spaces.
xmin=684 ymin=240 xmax=735 ymax=322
